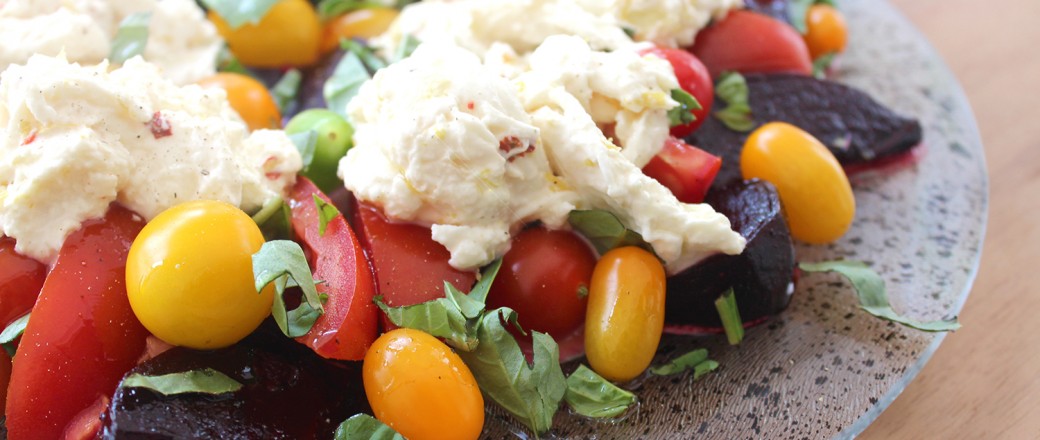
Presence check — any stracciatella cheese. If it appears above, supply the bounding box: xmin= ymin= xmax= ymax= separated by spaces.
xmin=0 ymin=0 xmax=221 ymax=84
xmin=0 ymin=54 xmax=301 ymax=263
xmin=576 ymin=0 xmax=743 ymax=48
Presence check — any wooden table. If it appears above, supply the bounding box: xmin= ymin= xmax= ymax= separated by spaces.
xmin=862 ymin=0 xmax=1040 ymax=438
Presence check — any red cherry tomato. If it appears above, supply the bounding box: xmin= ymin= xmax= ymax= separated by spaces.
xmin=641 ymin=47 xmax=714 ymax=137
xmin=351 ymin=201 xmax=477 ymax=329
xmin=642 ymin=137 xmax=722 ymax=204
xmin=0 ymin=236 xmax=46 ymax=328
xmin=6 ymin=205 xmax=150 ymax=440
xmin=691 ymin=10 xmax=813 ymax=79
xmin=288 ymin=178 xmax=378 ymax=360
xmin=0 ymin=350 xmax=10 ymax=414
xmin=487 ymin=227 xmax=596 ymax=340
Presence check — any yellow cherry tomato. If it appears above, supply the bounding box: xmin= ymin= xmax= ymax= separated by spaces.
xmin=126 ymin=200 xmax=274 ymax=350
xmin=741 ymin=122 xmax=855 ymax=244
xmin=804 ymin=4 xmax=848 ymax=59
xmin=585 ymin=246 xmax=666 ymax=382
xmin=210 ymin=0 xmax=321 ymax=67
xmin=320 ymin=8 xmax=400 ymax=55
xmin=197 ymin=72 xmax=281 ymax=131
xmin=363 ymin=329 xmax=484 ymax=440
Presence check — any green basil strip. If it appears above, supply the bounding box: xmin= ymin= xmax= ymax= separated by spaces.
xmin=324 ymin=49 xmax=372 ymax=119
xmin=333 ymin=414 xmax=404 ymax=440
xmin=650 ymin=349 xmax=719 ymax=379
xmin=252 ymin=196 xmax=293 ymax=241
xmin=317 ymin=0 xmax=387 ymax=20
xmin=812 ymin=52 xmax=837 ymax=79
xmin=253 ymin=240 xmax=326 ymax=337
xmin=0 ymin=312 xmax=30 ymax=346
xmin=217 ymin=45 xmax=250 ymax=75
xmin=200 ymin=0 xmax=280 ymax=29
xmin=271 ymin=68 xmax=302 ymax=115
xmin=667 ymin=88 xmax=701 ymax=127
xmin=564 ymin=365 xmax=637 ymax=418
xmin=567 ymin=209 xmax=655 ymax=256
xmin=109 ymin=12 xmax=151 ymax=64
xmin=288 ymin=130 xmax=318 ymax=172
xmin=392 ymin=34 xmax=421 ymax=63
xmin=715 ymin=288 xmax=744 ymax=345
xmin=788 ymin=0 xmax=838 ymax=34
xmin=121 ymin=368 xmax=243 ymax=396
xmin=713 ymin=72 xmax=755 ymax=132
xmin=313 ymin=194 xmax=340 ymax=236
xmin=799 ymin=261 xmax=961 ymax=331
xmin=375 ymin=295 xmax=477 ymax=351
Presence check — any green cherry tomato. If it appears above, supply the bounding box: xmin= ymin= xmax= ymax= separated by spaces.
xmin=285 ymin=109 xmax=354 ymax=193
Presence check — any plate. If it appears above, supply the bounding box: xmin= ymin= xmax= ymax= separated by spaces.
xmin=483 ymin=0 xmax=987 ymax=438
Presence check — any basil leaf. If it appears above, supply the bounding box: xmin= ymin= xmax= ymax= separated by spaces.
xmin=650 ymin=349 xmax=719 ymax=379
xmin=567 ymin=209 xmax=655 ymax=256
xmin=121 ymin=368 xmax=243 ymax=396
xmin=713 ymin=72 xmax=755 ymax=132
xmin=253 ymin=240 xmax=326 ymax=337
xmin=0 ymin=312 xmax=29 ymax=356
xmin=252 ymin=196 xmax=293 ymax=241
xmin=324 ymin=46 xmax=373 ymax=119
xmin=714 ymin=288 xmax=744 ymax=345
xmin=788 ymin=0 xmax=814 ymax=33
xmin=564 ymin=365 xmax=636 ymax=418
xmin=667 ymin=88 xmax=701 ymax=127
xmin=333 ymin=414 xmax=404 ymax=440
xmin=456 ymin=310 xmax=567 ymax=435
xmin=288 ymin=130 xmax=318 ymax=173
xmin=200 ymin=0 xmax=280 ymax=29
xmin=455 ymin=258 xmax=502 ymax=318
xmin=313 ymin=194 xmax=340 ymax=236
xmin=271 ymin=68 xmax=302 ymax=115
xmin=799 ymin=261 xmax=961 ymax=331
xmin=317 ymin=0 xmax=386 ymax=20
xmin=392 ymin=34 xmax=421 ymax=63
xmin=375 ymin=295 xmax=478 ymax=351
xmin=109 ymin=12 xmax=151 ymax=64
xmin=217 ymin=45 xmax=250 ymax=75
xmin=812 ymin=52 xmax=837 ymax=79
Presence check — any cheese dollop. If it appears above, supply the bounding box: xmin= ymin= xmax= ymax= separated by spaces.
xmin=576 ymin=0 xmax=743 ymax=48
xmin=0 ymin=54 xmax=301 ymax=263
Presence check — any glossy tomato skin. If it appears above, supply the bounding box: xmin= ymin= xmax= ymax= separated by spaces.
xmin=642 ymin=137 xmax=722 ymax=204
xmin=585 ymin=247 xmax=666 ymax=382
xmin=197 ymin=72 xmax=281 ymax=131
xmin=320 ymin=7 xmax=399 ymax=55
xmin=804 ymin=4 xmax=848 ymax=59
xmin=0 ymin=236 xmax=46 ymax=327
xmin=486 ymin=227 xmax=596 ymax=339
xmin=641 ymin=47 xmax=714 ymax=137
xmin=289 ymin=178 xmax=378 ymax=360
xmin=210 ymin=0 xmax=321 ymax=68
xmin=6 ymin=205 xmax=150 ymax=440
xmin=364 ymin=328 xmax=484 ymax=440
xmin=691 ymin=10 xmax=813 ymax=79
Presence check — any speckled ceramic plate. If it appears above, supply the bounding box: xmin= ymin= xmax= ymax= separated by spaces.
xmin=483 ymin=1 xmax=988 ymax=438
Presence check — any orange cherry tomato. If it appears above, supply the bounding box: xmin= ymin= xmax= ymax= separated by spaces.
xmin=363 ymin=328 xmax=484 ymax=440
xmin=320 ymin=7 xmax=400 ymax=55
xmin=197 ymin=72 xmax=281 ymax=131
xmin=804 ymin=4 xmax=849 ymax=59
xmin=740 ymin=122 xmax=855 ymax=244
xmin=210 ymin=0 xmax=321 ymax=67
xmin=585 ymin=246 xmax=666 ymax=382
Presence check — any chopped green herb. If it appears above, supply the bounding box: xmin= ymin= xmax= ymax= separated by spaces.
xmin=120 ymin=368 xmax=243 ymax=396
xmin=812 ymin=52 xmax=837 ymax=79
xmin=713 ymin=72 xmax=755 ymax=132
xmin=0 ymin=312 xmax=29 ymax=356
xmin=333 ymin=414 xmax=404 ymax=440
xmin=313 ymin=194 xmax=340 ymax=236
xmin=253 ymin=240 xmax=326 ymax=337
xmin=667 ymin=88 xmax=702 ymax=127
xmin=564 ymin=365 xmax=637 ymax=418
xmin=217 ymin=45 xmax=250 ymax=75
xmin=109 ymin=12 xmax=151 ymax=64
xmin=715 ymin=288 xmax=745 ymax=345
xmin=788 ymin=0 xmax=839 ymax=34
xmin=799 ymin=261 xmax=961 ymax=331
xmin=392 ymin=34 xmax=421 ymax=63
xmin=567 ymin=209 xmax=656 ymax=256
xmin=621 ymin=26 xmax=637 ymax=39
xmin=316 ymin=0 xmax=385 ymax=20
xmin=271 ymin=68 xmax=302 ymax=115
xmin=200 ymin=0 xmax=280 ymax=29
xmin=288 ymin=130 xmax=318 ymax=173
xmin=324 ymin=40 xmax=386 ymax=119
xmin=650 ymin=349 xmax=719 ymax=379
xmin=252 ymin=196 xmax=293 ymax=241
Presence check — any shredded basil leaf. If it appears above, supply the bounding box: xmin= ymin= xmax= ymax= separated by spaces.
xmin=567 ymin=210 xmax=655 ymax=256
xmin=812 ymin=52 xmax=837 ymax=79
xmin=109 ymin=12 xmax=151 ymax=64
xmin=121 ymin=368 xmax=243 ymax=396
xmin=333 ymin=414 xmax=404 ymax=440
xmin=200 ymin=0 xmax=280 ymax=29
xmin=217 ymin=45 xmax=250 ymax=75
xmin=316 ymin=0 xmax=386 ymax=20
xmin=324 ymin=44 xmax=375 ymax=119
xmin=715 ymin=288 xmax=745 ymax=345
xmin=650 ymin=349 xmax=719 ymax=379
xmin=252 ymin=196 xmax=293 ymax=241
xmin=271 ymin=68 xmax=302 ymax=115
xmin=788 ymin=0 xmax=839 ymax=34
xmin=313 ymin=194 xmax=340 ymax=236
xmin=667 ymin=88 xmax=701 ymax=127
xmin=253 ymin=240 xmax=326 ymax=337
xmin=392 ymin=34 xmax=421 ymax=63
xmin=564 ymin=365 xmax=637 ymax=418
xmin=0 ymin=312 xmax=30 ymax=356
xmin=800 ymin=261 xmax=961 ymax=331
xmin=288 ymin=130 xmax=318 ymax=173
xmin=713 ymin=72 xmax=755 ymax=132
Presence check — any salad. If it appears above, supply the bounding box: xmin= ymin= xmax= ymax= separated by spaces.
xmin=0 ymin=0 xmax=962 ymax=439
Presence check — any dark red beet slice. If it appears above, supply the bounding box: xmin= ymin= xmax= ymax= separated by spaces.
xmin=686 ymin=73 xmax=924 ymax=189
xmin=664 ymin=179 xmax=795 ymax=328
xmin=101 ymin=324 xmax=368 ymax=439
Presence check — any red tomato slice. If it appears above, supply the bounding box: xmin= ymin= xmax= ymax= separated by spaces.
xmin=642 ymin=137 xmax=723 ymax=204
xmin=351 ymin=201 xmax=477 ymax=329
xmin=288 ymin=177 xmax=378 ymax=360
xmin=0 ymin=236 xmax=47 ymax=327
xmin=691 ymin=10 xmax=813 ymax=79
xmin=6 ymin=205 xmax=149 ymax=440
xmin=641 ymin=46 xmax=715 ymax=137
xmin=0 ymin=350 xmax=10 ymax=414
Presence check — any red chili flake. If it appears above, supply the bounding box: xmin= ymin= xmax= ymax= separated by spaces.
xmin=20 ymin=130 xmax=37 ymax=146
xmin=467 ymin=101 xmax=475 ymax=110
xmin=498 ymin=136 xmax=535 ymax=162
xmin=147 ymin=111 xmax=173 ymax=139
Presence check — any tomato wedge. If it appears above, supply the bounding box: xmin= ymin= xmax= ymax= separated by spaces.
xmin=691 ymin=10 xmax=813 ymax=79
xmin=288 ymin=177 xmax=378 ymax=360
xmin=0 ymin=236 xmax=46 ymax=327
xmin=642 ymin=137 xmax=723 ymax=204
xmin=6 ymin=205 xmax=149 ymax=440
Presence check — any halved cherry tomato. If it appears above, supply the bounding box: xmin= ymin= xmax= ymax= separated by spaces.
xmin=642 ymin=137 xmax=722 ymax=204
xmin=0 ymin=236 xmax=46 ymax=328
xmin=0 ymin=350 xmax=10 ymax=413
xmin=320 ymin=7 xmax=400 ymax=55
xmin=804 ymin=4 xmax=848 ymax=59
xmin=351 ymin=201 xmax=477 ymax=329
xmin=487 ymin=227 xmax=595 ymax=340
xmin=288 ymin=177 xmax=378 ymax=360
xmin=210 ymin=0 xmax=321 ymax=67
xmin=6 ymin=205 xmax=150 ymax=440
xmin=641 ymin=47 xmax=714 ymax=137
xmin=691 ymin=10 xmax=813 ymax=79
xmin=585 ymin=247 xmax=666 ymax=382
xmin=197 ymin=72 xmax=281 ymax=131
xmin=364 ymin=328 xmax=484 ymax=440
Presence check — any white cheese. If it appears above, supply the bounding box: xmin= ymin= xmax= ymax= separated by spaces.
xmin=577 ymin=0 xmax=743 ymax=48
xmin=0 ymin=54 xmax=301 ymax=263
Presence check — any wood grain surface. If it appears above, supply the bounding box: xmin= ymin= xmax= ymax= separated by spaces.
xmin=862 ymin=0 xmax=1040 ymax=438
